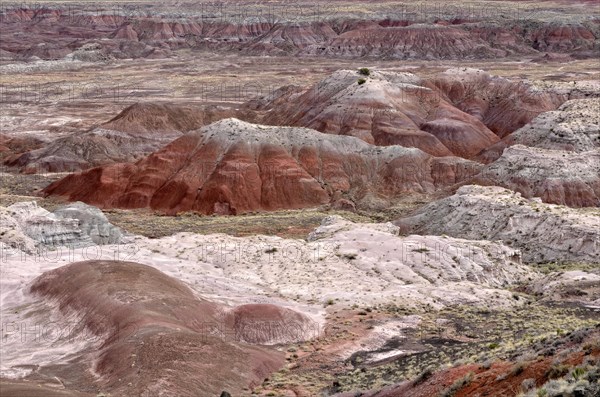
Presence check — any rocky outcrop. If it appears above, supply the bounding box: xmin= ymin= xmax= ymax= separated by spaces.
xmin=43 ymin=118 xmax=482 ymax=214
xmin=475 ymin=145 xmax=600 ymax=207
xmin=394 ymin=185 xmax=600 ymax=264
xmin=0 ymin=201 xmax=123 ymax=251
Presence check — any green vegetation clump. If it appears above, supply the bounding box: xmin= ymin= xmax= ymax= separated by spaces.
xmin=358 ymin=67 xmax=371 ymax=76
xmin=357 ymin=78 xmax=367 ymax=85
xmin=532 ymin=262 xmax=598 ymax=274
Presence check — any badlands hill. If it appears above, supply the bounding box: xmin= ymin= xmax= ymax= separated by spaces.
xmin=42 ymin=118 xmax=482 ymax=214
xmin=426 ymin=68 xmax=566 ymax=138
xmin=0 ymin=134 xmax=44 ymax=164
xmin=479 ymin=98 xmax=600 ymax=163
xmin=467 ymin=98 xmax=600 ymax=207
xmin=7 ymin=69 xmax=567 ymax=174
xmin=248 ymin=69 xmax=563 ymax=158
xmin=7 ymin=103 xmax=234 ymax=172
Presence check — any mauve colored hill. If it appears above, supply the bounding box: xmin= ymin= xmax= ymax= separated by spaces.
xmin=28 ymin=260 xmax=316 ymax=396
xmin=246 ymin=69 xmax=564 ymax=158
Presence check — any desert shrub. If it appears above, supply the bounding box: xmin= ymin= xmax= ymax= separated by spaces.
xmin=357 ymin=78 xmax=367 ymax=85
xmin=358 ymin=67 xmax=371 ymax=76
xmin=479 ymin=359 xmax=494 ymax=370
xmin=546 ymin=363 xmax=569 ymax=379
xmin=413 ymin=367 xmax=433 ymax=385
xmin=522 ymin=378 xmax=536 ymax=392
xmin=510 ymin=362 xmax=528 ymax=377
xmin=411 ymin=247 xmax=430 ymax=254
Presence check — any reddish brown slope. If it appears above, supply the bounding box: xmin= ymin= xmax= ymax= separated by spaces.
xmin=43 ymin=118 xmax=481 ymax=214
xmin=427 ymin=68 xmax=566 ymax=138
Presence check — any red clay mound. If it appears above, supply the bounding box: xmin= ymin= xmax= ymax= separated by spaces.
xmin=29 ymin=260 xmax=316 ymax=396
xmin=0 ymin=134 xmax=45 ymax=163
xmin=428 ymin=68 xmax=566 ymax=138
xmin=247 ymin=69 xmax=503 ymax=159
xmin=43 ymin=118 xmax=482 ymax=214
xmin=226 ymin=304 xmax=318 ymax=344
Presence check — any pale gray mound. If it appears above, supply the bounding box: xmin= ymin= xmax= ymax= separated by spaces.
xmin=65 ymin=43 xmax=113 ymax=63
xmin=0 ymin=201 xmax=123 ymax=251
xmin=507 ymin=98 xmax=600 ymax=152
xmin=394 ymin=185 xmax=600 ymax=264
xmin=202 ymin=118 xmax=426 ymax=159
xmin=53 ymin=201 xmax=124 ymax=245
xmin=476 ymin=145 xmax=600 ymax=207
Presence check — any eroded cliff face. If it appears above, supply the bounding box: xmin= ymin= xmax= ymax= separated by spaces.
xmin=1 ymin=6 xmax=597 ymax=61
xmin=0 ymin=201 xmax=124 ymax=252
